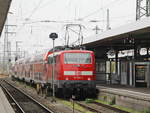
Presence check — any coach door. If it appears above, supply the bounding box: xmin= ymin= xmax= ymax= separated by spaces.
xmin=135 ymin=64 xmax=147 ymax=87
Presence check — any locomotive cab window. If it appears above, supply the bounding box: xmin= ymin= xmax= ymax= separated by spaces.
xmin=54 ymin=56 xmax=56 ymax=64
xmin=64 ymin=53 xmax=92 ymax=64
xmin=48 ymin=55 xmax=57 ymax=64
xmin=48 ymin=56 xmax=53 ymax=64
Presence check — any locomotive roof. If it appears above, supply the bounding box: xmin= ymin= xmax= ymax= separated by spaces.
xmin=48 ymin=49 xmax=93 ymax=57
xmin=15 ymin=49 xmax=93 ymax=63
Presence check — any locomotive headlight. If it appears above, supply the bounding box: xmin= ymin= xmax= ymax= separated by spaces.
xmin=88 ymin=78 xmax=91 ymax=81
xmin=66 ymin=77 xmax=69 ymax=80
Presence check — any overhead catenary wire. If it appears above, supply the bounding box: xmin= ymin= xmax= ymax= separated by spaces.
xmin=16 ymin=0 xmax=59 ymax=35
xmin=21 ymin=0 xmax=58 ymax=18
xmin=14 ymin=0 xmax=135 ymax=47
xmin=15 ymin=0 xmax=43 ymax=35
xmin=78 ymin=0 xmax=129 ymax=20
xmin=16 ymin=0 xmax=133 ymax=35
xmin=37 ymin=0 xmax=59 ymax=9
xmin=27 ymin=0 xmax=43 ymax=19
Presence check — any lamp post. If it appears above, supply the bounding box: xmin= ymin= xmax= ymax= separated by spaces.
xmin=3 ymin=12 xmax=14 ymax=74
xmin=15 ymin=41 xmax=22 ymax=61
xmin=49 ymin=33 xmax=58 ymax=102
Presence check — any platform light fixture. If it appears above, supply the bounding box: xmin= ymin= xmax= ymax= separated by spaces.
xmin=49 ymin=33 xmax=58 ymax=102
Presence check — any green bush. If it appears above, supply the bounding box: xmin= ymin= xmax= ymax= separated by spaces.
xmin=85 ymin=98 xmax=94 ymax=103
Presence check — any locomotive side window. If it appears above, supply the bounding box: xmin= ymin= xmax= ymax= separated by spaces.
xmin=64 ymin=53 xmax=91 ymax=64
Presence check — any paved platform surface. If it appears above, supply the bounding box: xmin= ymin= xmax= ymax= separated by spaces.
xmin=97 ymin=85 xmax=150 ymax=101
xmin=0 ymin=87 xmax=15 ymax=113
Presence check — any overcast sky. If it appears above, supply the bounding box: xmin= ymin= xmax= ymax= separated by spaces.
xmin=0 ymin=0 xmax=136 ymax=55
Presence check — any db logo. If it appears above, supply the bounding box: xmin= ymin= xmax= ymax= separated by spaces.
xmin=75 ymin=71 xmax=81 ymax=75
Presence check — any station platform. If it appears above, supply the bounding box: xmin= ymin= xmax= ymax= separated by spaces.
xmin=0 ymin=87 xmax=15 ymax=113
xmin=96 ymin=84 xmax=150 ymax=112
xmin=97 ymin=85 xmax=150 ymax=100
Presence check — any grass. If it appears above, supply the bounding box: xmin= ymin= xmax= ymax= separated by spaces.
xmin=60 ymin=99 xmax=93 ymax=113
xmin=112 ymin=105 xmax=139 ymax=113
xmin=142 ymin=107 xmax=150 ymax=113
xmin=95 ymin=99 xmax=110 ymax=105
xmin=95 ymin=99 xmax=139 ymax=113
xmin=85 ymin=98 xmax=94 ymax=103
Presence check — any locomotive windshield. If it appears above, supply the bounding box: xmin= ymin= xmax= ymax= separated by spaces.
xmin=64 ymin=53 xmax=91 ymax=64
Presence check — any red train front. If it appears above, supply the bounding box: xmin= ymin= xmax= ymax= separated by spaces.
xmin=47 ymin=50 xmax=96 ymax=98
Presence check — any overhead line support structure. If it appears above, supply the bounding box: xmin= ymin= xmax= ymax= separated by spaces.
xmin=136 ymin=0 xmax=150 ymax=20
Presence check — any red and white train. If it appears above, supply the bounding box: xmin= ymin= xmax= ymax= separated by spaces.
xmin=11 ymin=47 xmax=96 ymax=98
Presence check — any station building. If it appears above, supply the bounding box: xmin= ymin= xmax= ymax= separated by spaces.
xmin=84 ymin=17 xmax=150 ymax=88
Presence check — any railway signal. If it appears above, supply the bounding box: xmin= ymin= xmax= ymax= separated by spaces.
xmin=49 ymin=33 xmax=58 ymax=102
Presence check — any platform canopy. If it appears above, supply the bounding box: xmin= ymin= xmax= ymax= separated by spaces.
xmin=84 ymin=17 xmax=150 ymax=51
xmin=0 ymin=0 xmax=12 ymax=36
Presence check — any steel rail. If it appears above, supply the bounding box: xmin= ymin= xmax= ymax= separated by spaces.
xmin=76 ymin=101 xmax=103 ymax=113
xmin=0 ymin=80 xmax=55 ymax=113
xmin=76 ymin=101 xmax=130 ymax=113
xmin=0 ymin=83 xmax=25 ymax=113
xmin=92 ymin=101 xmax=130 ymax=113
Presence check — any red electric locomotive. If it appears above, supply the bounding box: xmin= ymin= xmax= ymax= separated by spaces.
xmin=12 ymin=48 xmax=96 ymax=99
xmin=47 ymin=50 xmax=96 ymax=98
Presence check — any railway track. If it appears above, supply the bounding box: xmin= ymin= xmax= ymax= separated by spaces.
xmin=76 ymin=101 xmax=130 ymax=113
xmin=0 ymin=79 xmax=131 ymax=113
xmin=0 ymin=80 xmax=55 ymax=113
